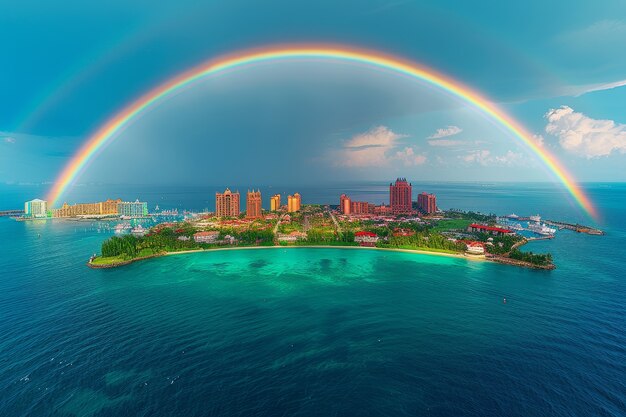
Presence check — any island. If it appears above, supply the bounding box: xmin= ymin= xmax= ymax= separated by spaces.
xmin=89 ymin=205 xmax=556 ymax=270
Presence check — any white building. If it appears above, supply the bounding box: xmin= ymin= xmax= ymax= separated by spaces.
xmin=117 ymin=200 xmax=148 ymax=218
xmin=24 ymin=199 xmax=48 ymax=218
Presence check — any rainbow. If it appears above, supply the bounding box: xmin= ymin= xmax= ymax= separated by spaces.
xmin=46 ymin=45 xmax=597 ymax=219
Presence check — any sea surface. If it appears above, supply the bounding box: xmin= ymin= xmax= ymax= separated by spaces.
xmin=0 ymin=182 xmax=624 ymax=416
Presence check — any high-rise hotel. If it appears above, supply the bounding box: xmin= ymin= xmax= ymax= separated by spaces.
xmin=216 ymin=188 xmax=240 ymax=217
xmin=270 ymin=194 xmax=281 ymax=211
xmin=287 ymin=193 xmax=301 ymax=212
xmin=417 ymin=192 xmax=437 ymax=214
xmin=390 ymin=178 xmax=413 ymax=214
xmin=246 ymin=190 xmax=262 ymax=218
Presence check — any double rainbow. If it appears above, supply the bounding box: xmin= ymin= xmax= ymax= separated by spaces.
xmin=46 ymin=45 xmax=597 ymax=219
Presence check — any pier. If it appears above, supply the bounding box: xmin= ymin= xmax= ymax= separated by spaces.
xmin=544 ymin=220 xmax=604 ymax=235
xmin=0 ymin=210 xmax=24 ymax=217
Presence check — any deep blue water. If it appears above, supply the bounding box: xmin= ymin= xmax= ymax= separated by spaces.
xmin=0 ymin=183 xmax=625 ymax=416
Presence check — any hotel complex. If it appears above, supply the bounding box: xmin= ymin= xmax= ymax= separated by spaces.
xmin=53 ymin=199 xmax=121 ymax=217
xmin=390 ymin=178 xmax=413 ymax=214
xmin=417 ymin=192 xmax=437 ymax=214
xmin=215 ymin=188 xmax=241 ymax=217
xmin=117 ymin=200 xmax=148 ymax=218
xmin=340 ymin=194 xmax=375 ymax=215
xmin=270 ymin=194 xmax=281 ymax=211
xmin=24 ymin=199 xmax=48 ymax=218
xmin=287 ymin=193 xmax=301 ymax=213
xmin=246 ymin=190 xmax=262 ymax=219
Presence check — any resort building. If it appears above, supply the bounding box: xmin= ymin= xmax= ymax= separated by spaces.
xmin=215 ymin=188 xmax=240 ymax=217
xmin=246 ymin=190 xmax=262 ymax=219
xmin=270 ymin=194 xmax=281 ymax=211
xmin=117 ymin=200 xmax=148 ymax=218
xmin=24 ymin=199 xmax=48 ymax=218
xmin=467 ymin=224 xmax=515 ymax=236
xmin=354 ymin=231 xmax=379 ymax=247
xmin=465 ymin=241 xmax=486 ymax=255
xmin=277 ymin=231 xmax=307 ymax=242
xmin=340 ymin=194 xmax=351 ymax=214
xmin=373 ymin=205 xmax=392 ymax=215
xmin=287 ymin=193 xmax=301 ymax=212
xmin=53 ymin=199 xmax=122 ymax=218
xmin=193 ymin=231 xmax=220 ymax=243
xmin=390 ymin=178 xmax=413 ymax=214
xmin=340 ymin=194 xmax=374 ymax=215
xmin=417 ymin=192 xmax=437 ymax=214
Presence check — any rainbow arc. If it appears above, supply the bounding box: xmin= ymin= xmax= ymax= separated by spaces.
xmin=46 ymin=45 xmax=597 ymax=219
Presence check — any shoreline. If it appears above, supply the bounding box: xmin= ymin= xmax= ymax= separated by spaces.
xmin=89 ymin=244 xmax=488 ymax=269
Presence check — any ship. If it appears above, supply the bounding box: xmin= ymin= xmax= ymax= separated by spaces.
xmin=528 ymin=221 xmax=556 ymax=236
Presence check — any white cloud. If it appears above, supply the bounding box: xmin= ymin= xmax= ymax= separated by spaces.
xmin=545 ymin=106 xmax=626 ymax=158
xmin=395 ymin=147 xmax=427 ymax=166
xmin=428 ymin=125 xmax=462 ymax=139
xmin=3 ymin=136 xmax=16 ymax=144
xmin=460 ymin=150 xmax=524 ymax=166
xmin=428 ymin=139 xmax=464 ymax=147
xmin=532 ymin=134 xmax=545 ymax=148
xmin=564 ymin=79 xmax=626 ymax=97
xmin=339 ymin=126 xmax=407 ymax=167
xmin=461 ymin=150 xmax=491 ymax=165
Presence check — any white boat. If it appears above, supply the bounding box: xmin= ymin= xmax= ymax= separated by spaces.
xmin=528 ymin=222 xmax=556 ymax=236
xmin=131 ymin=224 xmax=148 ymax=236
xmin=114 ymin=223 xmax=132 ymax=234
xmin=529 ymin=214 xmax=541 ymax=222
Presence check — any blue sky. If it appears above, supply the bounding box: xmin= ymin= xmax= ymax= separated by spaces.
xmin=1 ymin=0 xmax=626 ymax=188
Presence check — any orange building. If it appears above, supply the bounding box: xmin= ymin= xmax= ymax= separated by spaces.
xmin=52 ymin=199 xmax=121 ymax=218
xmin=340 ymin=194 xmax=351 ymax=214
xmin=215 ymin=188 xmax=240 ymax=217
xmin=340 ymin=194 xmax=373 ymax=215
xmin=246 ymin=190 xmax=262 ymax=219
xmin=287 ymin=193 xmax=301 ymax=212
xmin=270 ymin=194 xmax=281 ymax=211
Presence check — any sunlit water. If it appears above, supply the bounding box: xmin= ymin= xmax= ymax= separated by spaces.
xmin=0 ymin=183 xmax=624 ymax=416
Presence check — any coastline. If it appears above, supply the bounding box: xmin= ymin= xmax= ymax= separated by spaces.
xmin=88 ymin=244 xmax=487 ymax=269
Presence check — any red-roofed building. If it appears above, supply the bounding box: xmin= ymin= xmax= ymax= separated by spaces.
xmin=467 ymin=224 xmax=514 ymax=236
xmin=354 ymin=231 xmax=379 ymax=246
xmin=193 ymin=231 xmax=220 ymax=243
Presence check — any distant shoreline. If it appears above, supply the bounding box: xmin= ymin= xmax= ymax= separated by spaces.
xmin=88 ymin=244 xmax=486 ymax=269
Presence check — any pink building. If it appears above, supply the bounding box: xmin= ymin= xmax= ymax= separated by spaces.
xmin=390 ymin=178 xmax=412 ymax=214
xmin=417 ymin=192 xmax=437 ymax=214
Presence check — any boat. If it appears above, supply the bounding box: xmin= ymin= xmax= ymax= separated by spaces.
xmin=114 ymin=223 xmax=132 ymax=234
xmin=131 ymin=224 xmax=148 ymax=237
xmin=529 ymin=214 xmax=541 ymax=222
xmin=527 ymin=221 xmax=557 ymax=236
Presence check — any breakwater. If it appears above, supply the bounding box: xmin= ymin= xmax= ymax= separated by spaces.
xmin=544 ymin=220 xmax=604 ymax=235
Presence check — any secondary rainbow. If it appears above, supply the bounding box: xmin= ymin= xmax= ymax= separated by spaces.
xmin=46 ymin=45 xmax=598 ymax=219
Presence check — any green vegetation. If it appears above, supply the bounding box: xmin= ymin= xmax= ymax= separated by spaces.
xmin=509 ymin=249 xmax=553 ymax=266
xmin=444 ymin=210 xmax=495 ymax=223
xmin=430 ymin=219 xmax=472 ymax=232
xmin=379 ymin=231 xmax=466 ymax=253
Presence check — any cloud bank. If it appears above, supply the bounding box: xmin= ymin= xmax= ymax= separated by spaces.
xmin=545 ymin=106 xmax=626 ymax=158
xmin=338 ymin=126 xmax=425 ymax=167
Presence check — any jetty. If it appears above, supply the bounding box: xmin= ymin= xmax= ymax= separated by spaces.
xmin=544 ymin=220 xmax=604 ymax=235
xmin=0 ymin=210 xmax=24 ymax=217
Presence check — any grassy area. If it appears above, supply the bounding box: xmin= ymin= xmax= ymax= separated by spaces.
xmin=90 ymin=255 xmax=129 ymax=265
xmin=430 ymin=219 xmax=472 ymax=232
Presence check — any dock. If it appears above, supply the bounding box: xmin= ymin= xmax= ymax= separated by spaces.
xmin=0 ymin=210 xmax=24 ymax=217
xmin=544 ymin=219 xmax=604 ymax=235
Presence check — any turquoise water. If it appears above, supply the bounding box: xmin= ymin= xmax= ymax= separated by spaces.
xmin=1 ymin=183 xmax=625 ymax=416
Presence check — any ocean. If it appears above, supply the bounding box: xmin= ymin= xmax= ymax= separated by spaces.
xmin=0 ymin=182 xmax=624 ymax=416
